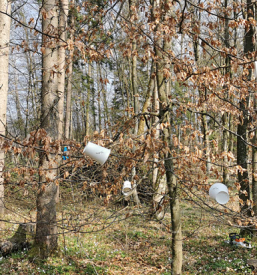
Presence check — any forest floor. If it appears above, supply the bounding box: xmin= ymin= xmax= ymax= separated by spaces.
xmin=0 ymin=184 xmax=257 ymax=274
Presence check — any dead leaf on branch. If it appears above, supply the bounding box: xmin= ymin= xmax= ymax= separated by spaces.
xmin=63 ymin=171 xmax=69 ymax=179
xmin=236 ymin=165 xmax=247 ymax=175
xmin=239 ymin=198 xmax=244 ymax=205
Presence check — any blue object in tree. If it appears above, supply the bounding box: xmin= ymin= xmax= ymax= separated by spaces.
xmin=62 ymin=146 xmax=69 ymax=160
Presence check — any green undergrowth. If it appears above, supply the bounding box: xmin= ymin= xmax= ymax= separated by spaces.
xmin=1 ymin=186 xmax=257 ymax=274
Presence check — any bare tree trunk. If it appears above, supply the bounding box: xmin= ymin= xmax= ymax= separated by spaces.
xmin=85 ymin=63 xmax=92 ymax=136
xmin=192 ymin=3 xmax=211 ymax=176
xmin=56 ymin=0 xmax=69 ymax=203
xmin=0 ymin=0 xmax=11 ymax=216
xmin=102 ymin=68 xmax=110 ymax=135
xmin=138 ymin=60 xmax=154 ymax=135
xmin=91 ymin=63 xmax=97 ymax=131
xmin=238 ymin=0 xmax=253 ymax=219
xmin=101 ymin=65 xmax=110 ymax=133
xmin=128 ymin=0 xmax=141 ymax=205
xmin=153 ymin=0 xmax=182 ymax=272
xmin=13 ymin=74 xmax=25 ymax=135
xmin=128 ymin=0 xmax=139 ymax=131
xmin=57 ymin=0 xmax=68 ymax=140
xmin=222 ymin=0 xmax=230 ymax=185
xmin=21 ymin=11 xmax=39 ymax=138
xmin=31 ymin=0 xmax=59 ymax=259
xmin=64 ymin=0 xmax=75 ymax=140
xmin=252 ymin=104 xmax=257 ymax=215
xmin=252 ymin=2 xmax=257 ymax=220
xmin=97 ymin=63 xmax=102 ymax=131
xmin=152 ymin=75 xmax=167 ymax=220
xmin=121 ymin=63 xmax=130 ymax=117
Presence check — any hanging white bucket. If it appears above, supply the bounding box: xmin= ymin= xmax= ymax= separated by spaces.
xmin=83 ymin=142 xmax=111 ymax=165
xmin=122 ymin=181 xmax=132 ymax=196
xmin=209 ymin=183 xmax=229 ymax=205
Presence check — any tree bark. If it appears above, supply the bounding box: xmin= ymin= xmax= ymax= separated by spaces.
xmin=57 ymin=0 xmax=68 ymax=140
xmin=222 ymin=0 xmax=231 ymax=185
xmin=129 ymin=0 xmax=139 ymax=133
xmin=32 ymin=0 xmax=59 ymax=259
xmin=192 ymin=4 xmax=211 ymax=176
xmin=152 ymin=75 xmax=167 ymax=220
xmin=153 ymin=0 xmax=182 ymax=273
xmin=64 ymin=1 xmax=75 ymax=140
xmin=85 ymin=63 xmax=92 ymax=136
xmin=138 ymin=60 xmax=155 ymax=135
xmin=0 ymin=0 xmax=11 ymax=216
xmin=238 ymin=0 xmax=253 ymax=218
xmin=252 ymin=2 xmax=257 ymax=217
xmin=97 ymin=63 xmax=102 ymax=131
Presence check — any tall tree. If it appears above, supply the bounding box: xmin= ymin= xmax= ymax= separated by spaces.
xmin=222 ymin=0 xmax=231 ymax=185
xmin=0 ymin=0 xmax=11 ymax=216
xmin=237 ymin=0 xmax=253 ymax=217
xmin=64 ymin=0 xmax=75 ymax=140
xmin=85 ymin=62 xmax=92 ymax=136
xmin=252 ymin=1 xmax=257 ymax=217
xmin=32 ymin=0 xmax=59 ymax=258
xmin=192 ymin=1 xmax=211 ymax=176
xmin=129 ymin=0 xmax=139 ymax=133
xmin=152 ymin=0 xmax=182 ymax=273
xmin=57 ymin=0 xmax=69 ymax=139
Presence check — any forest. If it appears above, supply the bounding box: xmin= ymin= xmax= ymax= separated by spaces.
xmin=1 ymin=0 xmax=257 ymax=274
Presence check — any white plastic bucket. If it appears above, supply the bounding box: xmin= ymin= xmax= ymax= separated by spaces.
xmin=83 ymin=142 xmax=111 ymax=165
xmin=254 ymin=61 xmax=257 ymax=79
xmin=209 ymin=183 xmax=229 ymax=204
xmin=122 ymin=181 xmax=132 ymax=196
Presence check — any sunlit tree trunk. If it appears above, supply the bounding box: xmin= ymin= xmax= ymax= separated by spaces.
xmin=138 ymin=60 xmax=155 ymax=135
xmin=13 ymin=74 xmax=25 ymax=135
xmin=153 ymin=0 xmax=182 ymax=273
xmin=152 ymin=75 xmax=167 ymax=220
xmin=129 ymin=0 xmax=140 ymax=205
xmin=192 ymin=2 xmax=211 ymax=176
xmin=85 ymin=63 xmax=92 ymax=136
xmin=65 ymin=0 xmax=75 ymax=140
xmin=102 ymin=68 xmax=110 ymax=135
xmin=129 ymin=0 xmax=139 ymax=133
xmin=122 ymin=63 xmax=130 ymax=117
xmin=0 ymin=0 xmax=11 ymax=216
xmin=32 ymin=0 xmax=59 ymax=258
xmin=22 ymin=14 xmax=35 ymax=138
xmin=222 ymin=0 xmax=231 ymax=185
xmin=97 ymin=63 xmax=102 ymax=131
xmin=91 ymin=63 xmax=97 ymax=131
xmin=57 ymin=0 xmax=68 ymax=140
